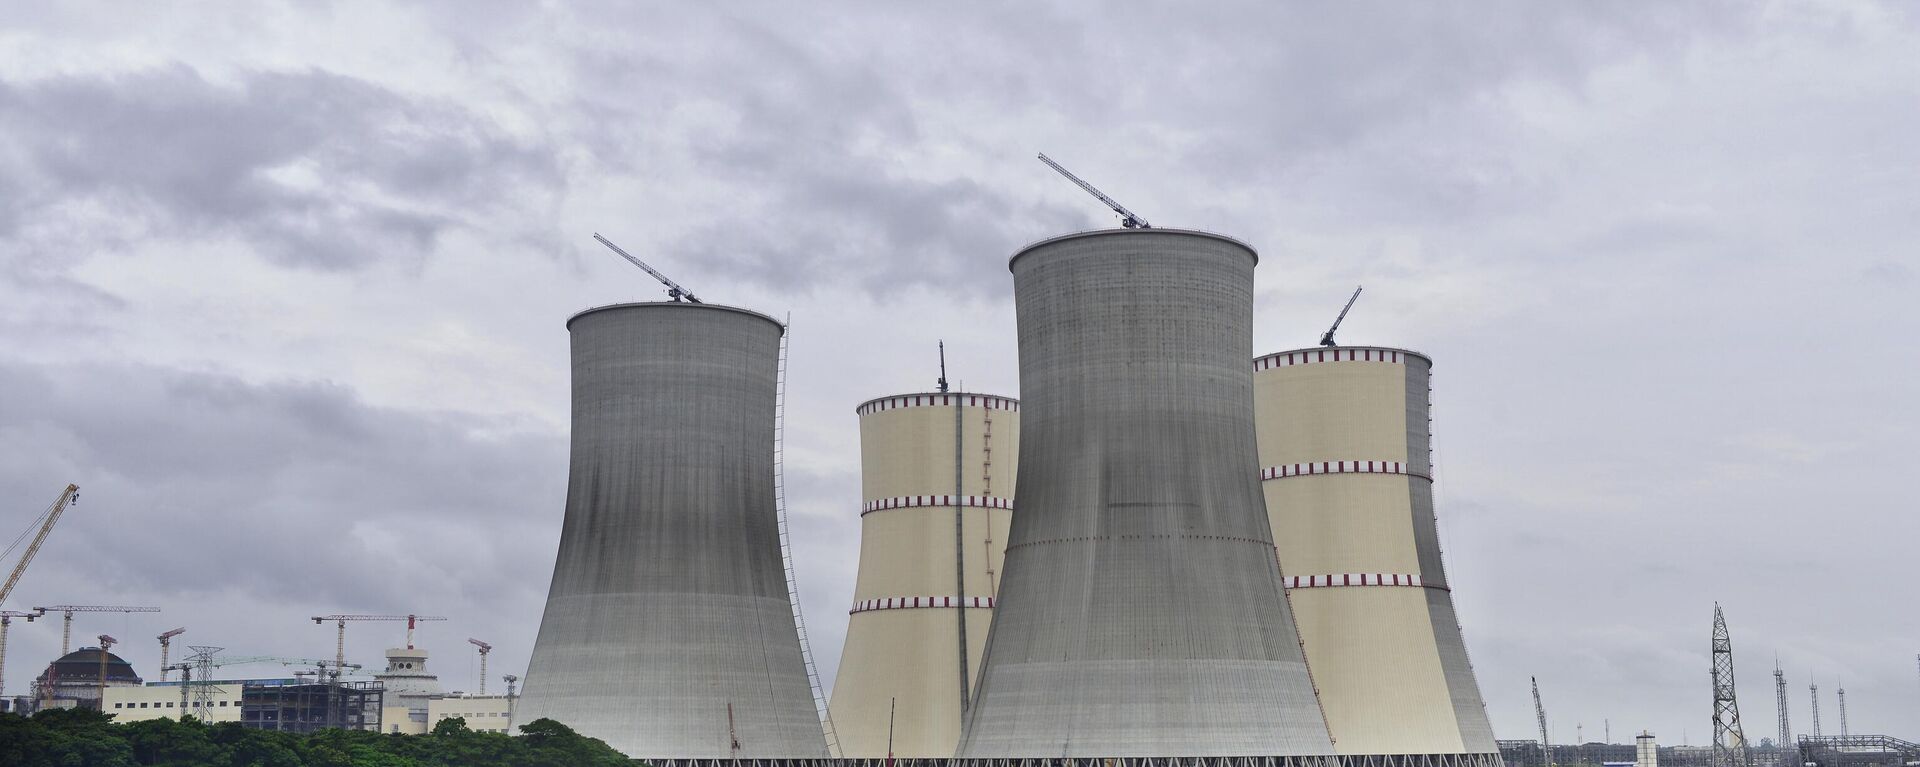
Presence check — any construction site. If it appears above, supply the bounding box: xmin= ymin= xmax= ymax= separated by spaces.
xmin=3 ymin=157 xmax=1915 ymax=765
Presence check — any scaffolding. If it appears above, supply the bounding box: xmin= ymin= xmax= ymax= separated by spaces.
xmin=240 ymin=680 xmax=383 ymax=733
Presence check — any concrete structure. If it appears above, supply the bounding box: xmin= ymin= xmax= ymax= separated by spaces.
xmin=428 ymin=694 xmax=515 ymax=734
xmin=1638 ymin=732 xmax=1660 ymax=767
xmin=30 ymin=646 xmax=142 ymax=711
xmin=519 ymin=302 xmax=828 ymax=759
xmin=956 ymin=229 xmax=1333 ymax=758
xmin=105 ymin=680 xmax=250 ymax=722
xmin=828 ymin=391 xmax=1021 ymax=757
xmin=374 ymin=646 xmax=441 ymax=732
xmin=1252 ymin=346 xmax=1497 ymax=757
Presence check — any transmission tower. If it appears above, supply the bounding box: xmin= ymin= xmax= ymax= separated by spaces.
xmin=1534 ymin=676 xmax=1553 ymax=767
xmin=1836 ymin=686 xmax=1847 ymax=737
xmin=187 ymin=645 xmax=223 ymax=721
xmin=1773 ymin=661 xmax=1791 ymax=748
xmin=1711 ymin=604 xmax=1753 ymax=767
xmin=1808 ymin=683 xmax=1821 ymax=736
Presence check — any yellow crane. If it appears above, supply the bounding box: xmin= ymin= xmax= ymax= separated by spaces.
xmin=0 ymin=484 xmax=77 ymax=699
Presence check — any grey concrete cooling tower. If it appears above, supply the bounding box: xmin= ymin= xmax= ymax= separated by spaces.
xmin=517 ymin=302 xmax=828 ymax=760
xmin=955 ymin=229 xmax=1335 ymax=759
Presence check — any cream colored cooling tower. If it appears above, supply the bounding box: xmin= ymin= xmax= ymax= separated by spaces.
xmin=1253 ymin=347 xmax=1497 ymax=757
xmin=828 ymin=392 xmax=1020 ymax=758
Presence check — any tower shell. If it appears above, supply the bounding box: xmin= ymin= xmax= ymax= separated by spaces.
xmin=827 ymin=392 xmax=1021 ymax=757
xmin=1252 ymin=346 xmax=1497 ymax=756
xmin=518 ymin=302 xmax=828 ymax=759
xmin=957 ymin=229 xmax=1334 ymax=758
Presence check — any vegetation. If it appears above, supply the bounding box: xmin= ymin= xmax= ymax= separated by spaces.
xmin=0 ymin=708 xmax=635 ymax=767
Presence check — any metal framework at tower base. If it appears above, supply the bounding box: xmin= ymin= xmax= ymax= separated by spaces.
xmin=647 ymin=755 xmax=1501 ymax=767
xmin=1797 ymin=735 xmax=1920 ymax=767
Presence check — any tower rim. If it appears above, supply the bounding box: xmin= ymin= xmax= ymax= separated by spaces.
xmin=1009 ymin=227 xmax=1259 ymax=271
xmin=1255 ymin=346 xmax=1433 ymax=368
xmin=565 ymin=301 xmax=785 ymax=333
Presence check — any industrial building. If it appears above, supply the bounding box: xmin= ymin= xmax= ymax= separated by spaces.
xmin=26 ymin=645 xmax=143 ymax=712
xmin=375 ymin=645 xmax=442 ymax=733
xmin=955 ymin=229 xmax=1333 ymax=758
xmin=516 ymin=301 xmax=829 ymax=759
xmin=1252 ymin=346 xmax=1497 ymax=758
xmin=827 ymin=390 xmax=1021 ymax=757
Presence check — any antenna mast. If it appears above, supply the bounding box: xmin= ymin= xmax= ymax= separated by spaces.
xmin=593 ymin=233 xmax=702 ymax=303
xmin=1320 ymin=286 xmax=1363 ymax=347
xmin=1037 ymin=153 xmax=1151 ymax=229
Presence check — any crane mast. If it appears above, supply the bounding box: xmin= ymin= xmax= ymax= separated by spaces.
xmin=1533 ymin=676 xmax=1553 ymax=767
xmin=1320 ymin=286 xmax=1363 ymax=347
xmin=593 ymin=233 xmax=702 ymax=303
xmin=2 ymin=484 xmax=78 ymax=607
xmin=1037 ymin=153 xmax=1151 ymax=229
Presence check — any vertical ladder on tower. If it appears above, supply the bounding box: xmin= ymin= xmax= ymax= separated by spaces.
xmin=981 ymin=407 xmax=998 ymax=595
xmin=773 ymin=317 xmax=841 ymax=756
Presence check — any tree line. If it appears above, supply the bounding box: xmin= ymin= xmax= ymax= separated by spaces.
xmin=0 ymin=707 xmax=636 ymax=767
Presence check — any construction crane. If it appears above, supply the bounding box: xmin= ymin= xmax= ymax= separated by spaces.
xmin=96 ymin=634 xmax=116 ymax=704
xmin=310 ymin=613 xmax=446 ymax=671
xmin=468 ymin=638 xmax=492 ymax=695
xmin=157 ymin=627 xmax=185 ymax=682
xmin=1320 ymin=286 xmax=1363 ymax=347
xmin=1 ymin=484 xmax=78 ymax=607
xmin=1533 ymin=676 xmax=1553 ymax=767
xmin=593 ymin=233 xmax=701 ymax=303
xmin=0 ymin=610 xmax=35 ymax=697
xmin=33 ymin=605 xmax=161 ymax=655
xmin=1037 ymin=152 xmax=1151 ymax=229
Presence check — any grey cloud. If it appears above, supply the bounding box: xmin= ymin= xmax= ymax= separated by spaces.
xmin=0 ymin=356 xmax=566 ymax=617
xmin=0 ymin=65 xmax=562 ymax=271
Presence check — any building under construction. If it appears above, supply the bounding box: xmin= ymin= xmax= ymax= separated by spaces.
xmin=1253 ymin=346 xmax=1497 ymax=758
xmin=827 ymin=390 xmax=1020 ymax=757
xmin=956 ymin=229 xmax=1333 ymax=759
xmin=516 ymin=302 xmax=828 ymax=759
xmin=240 ymin=679 xmax=385 ymax=734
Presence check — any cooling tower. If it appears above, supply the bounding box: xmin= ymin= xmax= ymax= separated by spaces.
xmin=956 ymin=229 xmax=1334 ymax=759
xmin=1253 ymin=346 xmax=1497 ymax=757
xmin=518 ymin=302 xmax=828 ymax=759
xmin=827 ymin=392 xmax=1021 ymax=757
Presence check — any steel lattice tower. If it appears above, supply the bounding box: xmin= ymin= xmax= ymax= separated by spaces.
xmin=1836 ymin=687 xmax=1847 ymax=737
xmin=1773 ymin=662 xmax=1790 ymax=748
xmin=1809 ymin=683 xmax=1821 ymax=737
xmin=1711 ymin=604 xmax=1752 ymax=767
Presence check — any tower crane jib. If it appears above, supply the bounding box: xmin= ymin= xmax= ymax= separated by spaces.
xmin=593 ymin=233 xmax=702 ymax=303
xmin=1 ymin=484 xmax=79 ymax=608
xmin=1037 ymin=153 xmax=1151 ymax=230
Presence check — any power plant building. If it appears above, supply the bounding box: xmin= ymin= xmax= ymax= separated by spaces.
xmin=1253 ymin=346 xmax=1497 ymax=758
xmin=956 ymin=229 xmax=1334 ymax=758
xmin=828 ymin=391 xmax=1020 ymax=757
xmin=517 ymin=302 xmax=829 ymax=759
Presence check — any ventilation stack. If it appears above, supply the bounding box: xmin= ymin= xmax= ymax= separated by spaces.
xmin=827 ymin=391 xmax=1021 ymax=757
xmin=517 ymin=302 xmax=828 ymax=759
xmin=1252 ymin=345 xmax=1498 ymax=757
xmin=957 ymin=229 xmax=1334 ymax=759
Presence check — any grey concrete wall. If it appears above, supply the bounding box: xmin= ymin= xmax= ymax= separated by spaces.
xmin=956 ymin=230 xmax=1334 ymax=758
xmin=517 ymin=302 xmax=828 ymax=759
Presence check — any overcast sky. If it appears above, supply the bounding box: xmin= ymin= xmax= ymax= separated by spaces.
xmin=3 ymin=1 xmax=1917 ymax=746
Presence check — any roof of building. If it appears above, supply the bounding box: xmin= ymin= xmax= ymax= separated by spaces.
xmin=35 ymin=647 xmax=144 ymax=686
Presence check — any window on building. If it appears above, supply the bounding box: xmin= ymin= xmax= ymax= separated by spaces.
xmin=139 ymin=702 xmax=149 ymax=708
xmin=166 ymin=702 xmax=175 ymax=708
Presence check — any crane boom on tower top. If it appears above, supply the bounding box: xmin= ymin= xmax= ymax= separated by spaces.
xmin=593 ymin=233 xmax=702 ymax=303
xmin=1037 ymin=153 xmax=1151 ymax=229
xmin=1320 ymin=286 xmax=1363 ymax=347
